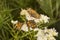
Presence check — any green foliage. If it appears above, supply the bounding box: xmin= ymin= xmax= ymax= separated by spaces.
xmin=0 ymin=0 xmax=60 ymax=40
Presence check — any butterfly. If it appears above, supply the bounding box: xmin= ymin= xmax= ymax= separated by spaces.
xmin=27 ymin=8 xmax=40 ymax=19
xmin=26 ymin=20 xmax=37 ymax=29
xmin=15 ymin=22 xmax=23 ymax=30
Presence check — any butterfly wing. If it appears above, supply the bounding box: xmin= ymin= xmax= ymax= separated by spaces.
xmin=27 ymin=8 xmax=40 ymax=19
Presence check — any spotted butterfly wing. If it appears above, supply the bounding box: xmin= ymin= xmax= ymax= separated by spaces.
xmin=27 ymin=20 xmax=36 ymax=29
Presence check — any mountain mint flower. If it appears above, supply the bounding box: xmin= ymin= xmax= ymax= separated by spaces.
xmin=35 ymin=27 xmax=58 ymax=40
xmin=34 ymin=14 xmax=50 ymax=23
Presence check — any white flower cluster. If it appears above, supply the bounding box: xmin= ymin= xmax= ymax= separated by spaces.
xmin=20 ymin=9 xmax=50 ymax=23
xmin=11 ymin=9 xmax=58 ymax=40
xmin=11 ymin=9 xmax=50 ymax=32
xmin=35 ymin=27 xmax=58 ymax=40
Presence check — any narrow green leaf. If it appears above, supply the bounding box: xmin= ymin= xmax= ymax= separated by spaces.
xmin=37 ymin=0 xmax=53 ymax=18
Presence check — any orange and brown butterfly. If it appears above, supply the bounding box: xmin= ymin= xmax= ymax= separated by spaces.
xmin=15 ymin=22 xmax=23 ymax=30
xmin=26 ymin=20 xmax=37 ymax=29
xmin=27 ymin=8 xmax=40 ymax=19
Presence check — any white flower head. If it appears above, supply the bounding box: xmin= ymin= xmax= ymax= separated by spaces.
xmin=11 ymin=20 xmax=18 ymax=24
xmin=40 ymin=14 xmax=50 ymax=23
xmin=33 ymin=28 xmax=39 ymax=31
xmin=20 ymin=9 xmax=29 ymax=15
xmin=48 ymin=28 xmax=58 ymax=36
xmin=34 ymin=14 xmax=50 ymax=23
xmin=35 ymin=27 xmax=58 ymax=40
xmin=30 ymin=27 xmax=39 ymax=31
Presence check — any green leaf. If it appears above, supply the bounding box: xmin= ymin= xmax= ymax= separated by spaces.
xmin=37 ymin=0 xmax=53 ymax=18
xmin=56 ymin=0 xmax=59 ymax=18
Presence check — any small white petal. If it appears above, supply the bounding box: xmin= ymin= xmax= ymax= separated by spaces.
xmin=30 ymin=27 xmax=33 ymax=30
xmin=26 ymin=14 xmax=35 ymax=20
xmin=33 ymin=28 xmax=39 ymax=31
xmin=21 ymin=23 xmax=28 ymax=32
xmin=20 ymin=9 xmax=28 ymax=15
xmin=30 ymin=27 xmax=39 ymax=31
xmin=11 ymin=20 xmax=18 ymax=24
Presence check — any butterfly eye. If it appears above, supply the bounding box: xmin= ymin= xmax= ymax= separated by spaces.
xmin=27 ymin=20 xmax=36 ymax=29
xmin=27 ymin=8 xmax=40 ymax=19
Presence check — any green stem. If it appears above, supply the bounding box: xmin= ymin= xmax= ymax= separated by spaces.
xmin=21 ymin=31 xmax=33 ymax=38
